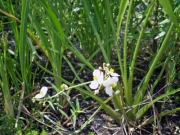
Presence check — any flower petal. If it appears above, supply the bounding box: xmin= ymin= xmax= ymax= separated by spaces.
xmin=102 ymin=78 xmax=110 ymax=87
xmin=34 ymin=94 xmax=44 ymax=99
xmin=89 ymin=81 xmax=99 ymax=89
xmin=93 ymin=69 xmax=100 ymax=76
xmin=111 ymin=77 xmax=119 ymax=83
xmin=98 ymin=72 xmax=104 ymax=84
xmin=105 ymin=86 xmax=113 ymax=96
xmin=34 ymin=86 xmax=48 ymax=99
xmin=40 ymin=86 xmax=48 ymax=96
xmin=110 ymin=72 xmax=120 ymax=77
xmin=64 ymin=85 xmax=68 ymax=90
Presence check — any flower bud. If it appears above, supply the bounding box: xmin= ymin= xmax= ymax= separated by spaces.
xmin=115 ymin=90 xmax=120 ymax=95
xmin=106 ymin=63 xmax=110 ymax=67
xmin=98 ymin=66 xmax=103 ymax=70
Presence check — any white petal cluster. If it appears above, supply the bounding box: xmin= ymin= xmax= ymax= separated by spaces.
xmin=89 ymin=64 xmax=120 ymax=96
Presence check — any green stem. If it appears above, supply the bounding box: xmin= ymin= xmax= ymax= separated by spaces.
xmin=51 ymin=82 xmax=91 ymax=98
xmin=123 ymin=0 xmax=133 ymax=106
xmin=112 ymin=82 xmax=125 ymax=115
xmin=115 ymin=0 xmax=128 ymax=81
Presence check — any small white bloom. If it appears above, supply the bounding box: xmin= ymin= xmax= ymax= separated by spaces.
xmin=89 ymin=69 xmax=103 ymax=89
xmin=34 ymin=86 xmax=48 ymax=99
xmin=108 ymin=68 xmax=120 ymax=77
xmin=61 ymin=84 xmax=68 ymax=90
xmin=103 ymin=77 xmax=118 ymax=96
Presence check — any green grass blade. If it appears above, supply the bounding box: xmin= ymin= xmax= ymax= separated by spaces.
xmin=123 ymin=0 xmax=134 ymax=106
xmin=30 ymin=19 xmax=51 ymax=59
xmin=83 ymin=0 xmax=109 ymax=63
xmin=159 ymin=0 xmax=180 ymax=31
xmin=19 ymin=0 xmax=30 ymax=81
xmin=0 ymin=33 xmax=14 ymax=117
xmin=6 ymin=58 xmax=21 ymax=91
xmin=133 ymin=22 xmax=174 ymax=111
xmin=139 ymin=107 xmax=180 ymax=127
xmin=127 ymin=0 xmax=156 ymax=105
xmin=37 ymin=1 xmax=65 ymax=42
xmin=115 ymin=0 xmax=128 ymax=78
xmin=0 ymin=56 xmax=15 ymax=117
xmin=136 ymin=88 xmax=180 ymax=120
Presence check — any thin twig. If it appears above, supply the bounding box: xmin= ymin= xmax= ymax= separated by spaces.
xmin=15 ymin=82 xmax=25 ymax=128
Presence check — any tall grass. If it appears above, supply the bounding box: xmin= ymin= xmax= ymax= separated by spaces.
xmin=0 ymin=0 xmax=33 ymax=120
xmin=0 ymin=32 xmax=14 ymax=117
xmin=0 ymin=0 xmax=180 ymax=133
xmin=73 ymin=0 xmax=180 ymax=125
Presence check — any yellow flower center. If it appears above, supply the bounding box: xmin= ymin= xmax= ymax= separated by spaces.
xmin=93 ymin=76 xmax=98 ymax=80
xmin=110 ymin=68 xmax=114 ymax=73
xmin=40 ymin=90 xmax=43 ymax=95
xmin=110 ymin=83 xmax=115 ymax=88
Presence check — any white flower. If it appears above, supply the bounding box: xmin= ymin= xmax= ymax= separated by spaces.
xmin=103 ymin=77 xmax=118 ymax=96
xmin=34 ymin=86 xmax=48 ymax=99
xmin=108 ymin=68 xmax=120 ymax=77
xmin=89 ymin=69 xmax=103 ymax=89
xmin=61 ymin=84 xmax=68 ymax=90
